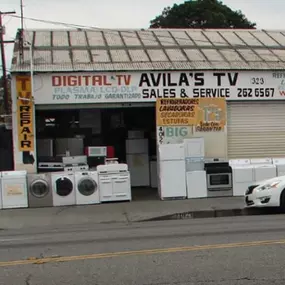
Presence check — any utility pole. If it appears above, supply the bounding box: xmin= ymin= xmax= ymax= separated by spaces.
xmin=0 ymin=11 xmax=16 ymax=114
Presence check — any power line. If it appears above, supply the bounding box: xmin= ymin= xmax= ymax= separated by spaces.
xmin=10 ymin=14 xmax=225 ymax=46
xmin=10 ymin=14 xmax=110 ymax=31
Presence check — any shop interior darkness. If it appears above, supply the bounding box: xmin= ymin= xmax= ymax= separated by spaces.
xmin=36 ymin=107 xmax=156 ymax=163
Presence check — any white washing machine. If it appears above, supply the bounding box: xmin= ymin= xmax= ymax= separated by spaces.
xmin=186 ymin=170 xmax=207 ymax=199
xmin=1 ymin=170 xmax=28 ymax=209
xmin=250 ymin=158 xmax=277 ymax=182
xmin=51 ymin=172 xmax=76 ymax=206
xmin=97 ymin=164 xmax=131 ymax=202
xmin=27 ymin=173 xmax=53 ymax=208
xmin=75 ymin=171 xmax=100 ymax=205
xmin=229 ymin=159 xmax=255 ymax=196
xmin=272 ymin=158 xmax=285 ymax=176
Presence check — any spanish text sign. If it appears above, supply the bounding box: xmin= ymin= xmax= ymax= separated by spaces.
xmin=156 ymin=98 xmax=199 ymax=126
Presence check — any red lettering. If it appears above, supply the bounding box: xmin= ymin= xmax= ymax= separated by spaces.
xmin=103 ymin=75 xmax=111 ymax=86
xmin=116 ymin=75 xmax=123 ymax=85
xmin=52 ymin=76 xmax=61 ymax=86
xmin=82 ymin=75 xmax=91 ymax=85
xmin=124 ymin=75 xmax=131 ymax=85
xmin=92 ymin=76 xmax=102 ymax=85
xmin=67 ymin=76 xmax=78 ymax=86
xmin=51 ymin=75 xmax=131 ymax=86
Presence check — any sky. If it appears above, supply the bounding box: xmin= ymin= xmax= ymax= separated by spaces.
xmin=1 ymin=0 xmax=285 ymax=71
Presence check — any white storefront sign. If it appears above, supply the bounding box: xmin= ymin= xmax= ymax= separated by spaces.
xmin=33 ymin=71 xmax=285 ymax=104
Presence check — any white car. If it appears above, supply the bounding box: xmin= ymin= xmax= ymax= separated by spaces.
xmin=245 ymin=176 xmax=285 ymax=209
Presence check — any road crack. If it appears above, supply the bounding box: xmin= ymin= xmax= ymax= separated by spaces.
xmin=123 ymin=211 xmax=132 ymax=225
xmin=25 ymin=274 xmax=32 ymax=285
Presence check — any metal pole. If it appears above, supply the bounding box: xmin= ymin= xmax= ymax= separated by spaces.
xmin=0 ymin=14 xmax=9 ymax=114
xmin=0 ymin=11 xmax=16 ymax=114
xmin=29 ymin=43 xmax=34 ymax=99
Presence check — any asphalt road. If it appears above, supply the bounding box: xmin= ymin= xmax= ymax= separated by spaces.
xmin=0 ymin=214 xmax=285 ymax=285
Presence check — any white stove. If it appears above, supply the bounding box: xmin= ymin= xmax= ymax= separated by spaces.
xmin=64 ymin=163 xmax=89 ymax=172
xmin=62 ymin=156 xmax=89 ymax=172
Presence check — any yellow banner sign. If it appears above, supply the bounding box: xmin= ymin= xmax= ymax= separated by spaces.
xmin=156 ymin=98 xmax=226 ymax=131
xmin=156 ymin=98 xmax=200 ymax=126
xmin=16 ymin=76 xmax=34 ymax=151
xmin=195 ymin=98 xmax=226 ymax=132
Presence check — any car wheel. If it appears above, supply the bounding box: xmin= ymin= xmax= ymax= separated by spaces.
xmin=279 ymin=190 xmax=285 ymax=212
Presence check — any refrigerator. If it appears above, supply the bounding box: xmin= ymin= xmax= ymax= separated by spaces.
xmin=158 ymin=143 xmax=186 ymax=200
xmin=126 ymin=139 xmax=150 ymax=187
xmin=184 ymin=138 xmax=207 ymax=199
xmin=37 ymin=139 xmax=53 ymax=157
xmin=55 ymin=138 xmax=84 ymax=156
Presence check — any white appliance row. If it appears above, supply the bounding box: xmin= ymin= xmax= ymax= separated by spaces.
xmin=229 ymin=157 xmax=285 ymax=196
xmin=158 ymin=137 xmax=285 ymax=199
xmin=0 ymin=164 xmax=131 ymax=209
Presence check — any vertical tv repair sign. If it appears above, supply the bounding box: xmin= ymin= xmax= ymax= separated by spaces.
xmin=16 ymin=76 xmax=34 ymax=151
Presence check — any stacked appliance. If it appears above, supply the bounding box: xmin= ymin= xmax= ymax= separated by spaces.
xmin=37 ymin=138 xmax=53 ymax=157
xmin=84 ymin=146 xmax=107 ymax=169
xmin=158 ymin=143 xmax=186 ymax=200
xmin=184 ymin=138 xmax=207 ymax=199
xmin=126 ymin=137 xmax=150 ymax=187
xmin=272 ymin=158 xmax=285 ymax=176
xmin=1 ymin=170 xmax=28 ymax=209
xmin=229 ymin=159 xmax=255 ymax=196
xmin=38 ymin=157 xmax=64 ymax=173
xmin=51 ymin=171 xmax=76 ymax=206
xmin=62 ymin=156 xmax=89 ymax=172
xmin=27 ymin=173 xmax=53 ymax=208
xmin=250 ymin=158 xmax=277 ymax=182
xmin=204 ymin=159 xmax=233 ymax=197
xmin=75 ymin=170 xmax=100 ymax=205
xmin=55 ymin=137 xmax=84 ymax=157
xmin=97 ymin=164 xmax=131 ymax=202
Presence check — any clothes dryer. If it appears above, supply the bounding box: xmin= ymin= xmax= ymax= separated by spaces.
xmin=250 ymin=158 xmax=277 ymax=182
xmin=272 ymin=158 xmax=285 ymax=176
xmin=51 ymin=172 xmax=76 ymax=206
xmin=229 ymin=159 xmax=254 ymax=196
xmin=27 ymin=173 xmax=53 ymax=208
xmin=75 ymin=171 xmax=100 ymax=205
xmin=1 ymin=171 xmax=28 ymax=209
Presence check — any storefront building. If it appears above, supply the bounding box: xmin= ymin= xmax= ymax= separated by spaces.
xmin=10 ymin=28 xmax=285 ymax=175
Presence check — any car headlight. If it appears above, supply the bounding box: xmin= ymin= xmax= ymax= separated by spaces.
xmin=256 ymin=180 xmax=281 ymax=191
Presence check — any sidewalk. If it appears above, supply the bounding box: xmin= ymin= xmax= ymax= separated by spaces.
xmin=0 ymin=197 xmax=246 ymax=230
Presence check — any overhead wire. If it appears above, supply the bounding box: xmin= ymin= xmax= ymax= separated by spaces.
xmin=9 ymin=14 xmax=274 ymax=64
xmin=10 ymin=14 xmax=234 ymax=47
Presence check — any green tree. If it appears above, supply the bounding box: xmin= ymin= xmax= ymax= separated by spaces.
xmin=150 ymin=0 xmax=256 ymax=29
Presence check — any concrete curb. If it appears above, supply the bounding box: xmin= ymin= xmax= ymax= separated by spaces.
xmin=139 ymin=207 xmax=283 ymax=222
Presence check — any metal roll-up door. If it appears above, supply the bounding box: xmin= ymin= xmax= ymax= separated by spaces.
xmin=227 ymin=101 xmax=285 ymax=158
